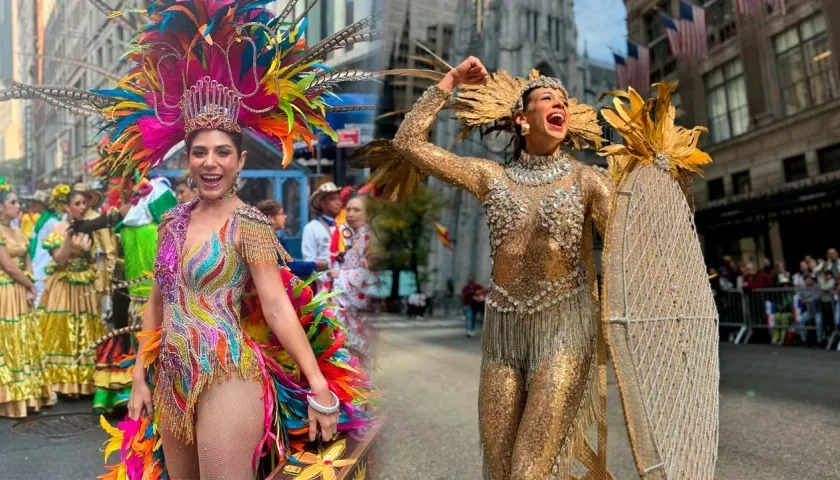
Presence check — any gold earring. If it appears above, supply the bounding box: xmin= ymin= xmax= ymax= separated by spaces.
xmin=521 ymin=123 xmax=531 ymax=135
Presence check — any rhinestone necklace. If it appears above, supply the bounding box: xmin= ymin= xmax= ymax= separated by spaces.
xmin=504 ymin=151 xmax=574 ymax=186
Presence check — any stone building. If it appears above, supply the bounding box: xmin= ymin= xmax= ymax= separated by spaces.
xmin=627 ymin=0 xmax=840 ymax=267
xmin=30 ymin=0 xmax=142 ymax=187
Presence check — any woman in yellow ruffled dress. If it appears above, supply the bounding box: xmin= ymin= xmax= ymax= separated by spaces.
xmin=0 ymin=178 xmax=53 ymax=417
xmin=39 ymin=184 xmax=106 ymax=396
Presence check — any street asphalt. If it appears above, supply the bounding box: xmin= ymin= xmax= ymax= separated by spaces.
xmin=1 ymin=315 xmax=839 ymax=479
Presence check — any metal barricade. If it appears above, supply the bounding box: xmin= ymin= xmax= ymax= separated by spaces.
xmin=716 ymin=287 xmax=840 ymax=350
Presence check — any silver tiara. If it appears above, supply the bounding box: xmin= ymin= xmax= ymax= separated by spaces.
xmin=512 ymin=76 xmax=567 ymax=112
xmin=182 ymin=77 xmax=243 ymax=135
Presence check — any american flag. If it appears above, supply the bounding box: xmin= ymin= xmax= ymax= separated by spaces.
xmin=613 ymin=53 xmax=629 ymax=90
xmin=736 ymin=0 xmax=761 ymax=15
xmin=659 ymin=13 xmax=682 ymax=57
xmin=677 ymin=0 xmax=708 ymax=58
xmin=737 ymin=0 xmax=787 ymax=15
xmin=626 ymin=41 xmax=650 ymax=95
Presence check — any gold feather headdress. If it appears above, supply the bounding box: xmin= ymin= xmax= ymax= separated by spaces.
xmin=350 ymin=68 xmax=605 ymax=202
xmin=597 ymin=81 xmax=711 ymax=193
xmin=454 ymin=69 xmax=605 ymax=151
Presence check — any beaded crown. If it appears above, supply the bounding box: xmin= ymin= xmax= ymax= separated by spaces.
xmin=512 ymin=73 xmax=568 ymax=113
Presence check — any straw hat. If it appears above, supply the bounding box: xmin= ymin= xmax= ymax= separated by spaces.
xmin=72 ymin=182 xmax=104 ymax=210
xmin=309 ymin=181 xmax=341 ymax=211
xmin=21 ymin=190 xmax=50 ymax=208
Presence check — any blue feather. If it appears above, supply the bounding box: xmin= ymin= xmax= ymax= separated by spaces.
xmin=111 ymin=111 xmax=153 ymax=139
xmin=92 ymin=88 xmax=145 ymax=104
xmin=202 ymin=17 xmax=215 ymax=37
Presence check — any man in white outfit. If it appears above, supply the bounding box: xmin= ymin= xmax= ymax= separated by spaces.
xmin=301 ymin=182 xmax=343 ymax=291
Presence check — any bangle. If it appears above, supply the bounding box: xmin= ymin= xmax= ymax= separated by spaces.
xmin=307 ymin=391 xmax=340 ymax=415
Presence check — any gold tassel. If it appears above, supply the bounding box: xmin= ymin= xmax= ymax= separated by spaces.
xmin=238 ymin=207 xmax=293 ymax=264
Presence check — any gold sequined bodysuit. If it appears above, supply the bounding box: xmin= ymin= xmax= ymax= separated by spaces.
xmin=393 ymin=86 xmax=614 ymax=479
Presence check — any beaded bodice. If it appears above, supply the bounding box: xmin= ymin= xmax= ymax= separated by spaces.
xmin=482 ymin=162 xmax=588 ymax=298
xmin=152 ymin=201 xmax=262 ymax=439
xmin=154 ymin=200 xmax=258 ymax=371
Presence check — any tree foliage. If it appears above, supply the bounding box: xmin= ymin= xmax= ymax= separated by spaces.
xmin=0 ymin=158 xmax=30 ymax=188
xmin=367 ymin=184 xmax=446 ymax=296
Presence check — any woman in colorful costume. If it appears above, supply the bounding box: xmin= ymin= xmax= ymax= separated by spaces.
xmin=329 ymin=192 xmax=378 ymax=372
xmin=39 ymin=184 xmax=107 ymax=397
xmin=0 ymin=0 xmax=413 ymax=477
xmin=0 ymin=178 xmax=54 ymax=417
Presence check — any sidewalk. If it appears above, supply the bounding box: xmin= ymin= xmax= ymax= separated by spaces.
xmin=367 ymin=312 xmax=467 ymax=329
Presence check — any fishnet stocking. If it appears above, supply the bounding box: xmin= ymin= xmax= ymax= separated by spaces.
xmin=160 ymin=378 xmax=265 ymax=480
xmin=160 ymin=414 xmax=200 ymax=479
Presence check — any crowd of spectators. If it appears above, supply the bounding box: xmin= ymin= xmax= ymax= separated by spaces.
xmin=709 ymin=249 xmax=840 ymax=348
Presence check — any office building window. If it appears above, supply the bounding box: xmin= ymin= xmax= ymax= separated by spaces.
xmin=671 ymin=90 xmax=682 ymax=120
xmin=732 ymin=170 xmax=751 ymax=195
xmin=705 ymin=59 xmax=748 ymax=143
xmin=707 ymin=178 xmax=725 ymax=201
xmin=782 ymin=154 xmax=808 ymax=182
xmin=774 ymin=14 xmax=840 ymax=116
xmin=817 ymin=143 xmax=840 ymax=174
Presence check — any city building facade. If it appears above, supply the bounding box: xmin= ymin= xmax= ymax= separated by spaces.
xmin=627 ymin=0 xmax=840 ymax=268
xmin=28 ymin=0 xmax=139 ymax=188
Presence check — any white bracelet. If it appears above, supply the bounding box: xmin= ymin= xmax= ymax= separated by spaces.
xmin=307 ymin=391 xmax=340 ymax=415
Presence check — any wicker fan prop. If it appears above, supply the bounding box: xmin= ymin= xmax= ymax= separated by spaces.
xmin=597 ymin=81 xmax=719 ymax=479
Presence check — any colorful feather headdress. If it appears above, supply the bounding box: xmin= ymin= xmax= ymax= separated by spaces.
xmin=0 ymin=0 xmax=438 ymax=185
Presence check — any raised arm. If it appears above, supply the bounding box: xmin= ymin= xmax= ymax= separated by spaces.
xmin=393 ymin=57 xmax=502 ymax=201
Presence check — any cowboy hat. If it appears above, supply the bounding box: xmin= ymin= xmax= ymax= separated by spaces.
xmin=21 ymin=190 xmax=50 ymax=208
xmin=72 ymin=182 xmax=104 ymax=211
xmin=309 ymin=181 xmax=341 ymax=210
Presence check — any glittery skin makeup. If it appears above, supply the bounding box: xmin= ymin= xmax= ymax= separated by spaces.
xmin=393 ymin=86 xmax=614 ymax=478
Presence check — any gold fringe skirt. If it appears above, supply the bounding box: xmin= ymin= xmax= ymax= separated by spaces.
xmin=0 ymin=281 xmax=54 ymax=417
xmin=481 ymin=283 xmax=606 ymax=479
xmin=39 ymin=273 xmax=105 ymax=396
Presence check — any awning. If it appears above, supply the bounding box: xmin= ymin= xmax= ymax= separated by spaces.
xmin=293 ymin=93 xmax=378 ymax=153
xmin=695 ymin=172 xmax=840 ymax=231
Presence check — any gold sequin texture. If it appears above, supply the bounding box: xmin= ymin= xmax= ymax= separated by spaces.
xmin=392 ymin=85 xmax=615 ymax=479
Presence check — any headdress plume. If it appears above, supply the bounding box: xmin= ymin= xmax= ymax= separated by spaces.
xmin=597 ymin=81 xmax=712 ymax=193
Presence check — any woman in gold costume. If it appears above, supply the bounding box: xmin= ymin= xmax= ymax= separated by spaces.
xmin=0 ymin=178 xmax=54 ymax=417
xmin=381 ymin=57 xmax=614 ymax=478
xmin=39 ymin=184 xmax=106 ymax=396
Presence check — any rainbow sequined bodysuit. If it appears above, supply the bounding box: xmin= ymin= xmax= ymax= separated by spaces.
xmin=153 ymin=201 xmax=262 ymax=443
